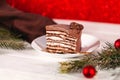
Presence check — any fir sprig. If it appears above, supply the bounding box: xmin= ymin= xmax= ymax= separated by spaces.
xmin=0 ymin=27 xmax=26 ymax=50
xmin=59 ymin=43 xmax=120 ymax=73
xmin=98 ymin=43 xmax=120 ymax=69
xmin=0 ymin=27 xmax=22 ymax=40
xmin=0 ymin=40 xmax=26 ymax=50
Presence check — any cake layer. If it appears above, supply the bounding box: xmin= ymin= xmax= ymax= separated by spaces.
xmin=46 ymin=31 xmax=77 ymax=41
xmin=46 ymin=31 xmax=67 ymax=36
xmin=46 ymin=46 xmax=75 ymax=51
xmin=46 ymin=29 xmax=79 ymax=53
xmin=46 ymin=37 xmax=77 ymax=43
xmin=46 ymin=47 xmax=75 ymax=53
xmin=47 ymin=42 xmax=76 ymax=50
xmin=46 ymin=30 xmax=77 ymax=39
xmin=46 ymin=39 xmax=76 ymax=46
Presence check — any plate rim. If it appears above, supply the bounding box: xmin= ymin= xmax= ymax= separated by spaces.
xmin=31 ymin=33 xmax=100 ymax=58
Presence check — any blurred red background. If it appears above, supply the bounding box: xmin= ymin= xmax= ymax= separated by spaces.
xmin=7 ymin=0 xmax=120 ymax=24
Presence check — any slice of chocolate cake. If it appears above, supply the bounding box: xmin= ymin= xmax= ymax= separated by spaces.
xmin=46 ymin=22 xmax=84 ymax=53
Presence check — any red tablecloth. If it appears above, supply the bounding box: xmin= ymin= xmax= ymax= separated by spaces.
xmin=7 ymin=0 xmax=120 ymax=24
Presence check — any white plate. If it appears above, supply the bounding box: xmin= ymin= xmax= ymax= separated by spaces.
xmin=31 ymin=33 xmax=100 ymax=58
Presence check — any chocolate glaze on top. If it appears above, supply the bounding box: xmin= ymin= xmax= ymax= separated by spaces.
xmin=46 ymin=22 xmax=84 ymax=38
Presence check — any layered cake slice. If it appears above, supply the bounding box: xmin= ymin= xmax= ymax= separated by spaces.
xmin=46 ymin=22 xmax=84 ymax=53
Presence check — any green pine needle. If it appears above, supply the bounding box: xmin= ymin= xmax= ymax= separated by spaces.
xmin=59 ymin=43 xmax=120 ymax=73
xmin=0 ymin=40 xmax=26 ymax=50
xmin=0 ymin=27 xmax=26 ymax=50
xmin=98 ymin=42 xmax=120 ymax=69
xmin=0 ymin=27 xmax=22 ymax=40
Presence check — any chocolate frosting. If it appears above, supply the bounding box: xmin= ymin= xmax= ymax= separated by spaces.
xmin=0 ymin=0 xmax=56 ymax=43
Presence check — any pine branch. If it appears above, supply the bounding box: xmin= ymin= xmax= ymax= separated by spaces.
xmin=0 ymin=27 xmax=26 ymax=50
xmin=0 ymin=27 xmax=22 ymax=40
xmin=97 ymin=42 xmax=120 ymax=69
xmin=59 ymin=43 xmax=120 ymax=73
xmin=0 ymin=40 xmax=26 ymax=50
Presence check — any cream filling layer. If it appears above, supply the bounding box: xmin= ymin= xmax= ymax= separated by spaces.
xmin=46 ymin=36 xmax=77 ymax=41
xmin=47 ymin=40 xmax=76 ymax=46
xmin=46 ymin=36 xmax=63 ymax=40
xmin=47 ymin=42 xmax=76 ymax=50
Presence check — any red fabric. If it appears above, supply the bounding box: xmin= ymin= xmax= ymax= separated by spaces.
xmin=7 ymin=0 xmax=120 ymax=24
